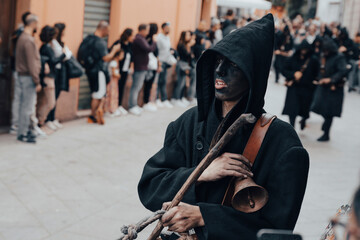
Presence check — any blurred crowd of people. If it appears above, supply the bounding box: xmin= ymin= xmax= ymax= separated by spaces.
xmin=6 ymin=9 xmax=360 ymax=143
xmin=273 ymin=13 xmax=360 ymax=142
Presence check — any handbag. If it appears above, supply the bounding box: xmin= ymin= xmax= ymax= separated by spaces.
xmin=148 ymin=52 xmax=158 ymax=70
xmin=65 ymin=56 xmax=84 ymax=78
xmin=177 ymin=60 xmax=191 ymax=72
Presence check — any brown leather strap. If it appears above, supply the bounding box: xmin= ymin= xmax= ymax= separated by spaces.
xmin=221 ymin=113 xmax=276 ymax=206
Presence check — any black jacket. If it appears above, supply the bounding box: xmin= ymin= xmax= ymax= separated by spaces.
xmin=40 ymin=43 xmax=66 ymax=79
xmin=282 ymin=41 xmax=320 ymax=118
xmin=138 ymin=14 xmax=309 ymax=240
xmin=311 ymin=37 xmax=347 ymax=118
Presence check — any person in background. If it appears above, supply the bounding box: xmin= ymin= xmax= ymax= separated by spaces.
xmin=15 ymin=14 xmax=41 ymax=143
xmin=311 ymin=36 xmax=348 ymax=142
xmin=37 ymin=26 xmax=66 ymax=133
xmin=172 ymin=31 xmax=195 ymax=108
xmin=351 ymin=32 xmax=360 ymax=93
xmin=208 ymin=18 xmax=223 ymax=46
xmin=335 ymin=28 xmax=359 ymax=93
xmin=9 ymin=11 xmax=32 ymax=135
xmin=274 ymin=24 xmax=294 ymax=83
xmin=107 ymin=49 xmax=123 ymax=117
xmin=45 ymin=23 xmax=72 ymax=131
xmin=156 ymin=22 xmax=176 ymax=109
xmin=222 ymin=9 xmax=236 ymax=37
xmin=110 ymin=28 xmax=134 ymax=116
xmin=282 ymin=40 xmax=320 ymax=129
xmin=128 ymin=24 xmax=156 ymax=116
xmin=306 ymin=24 xmax=318 ymax=44
xmin=143 ymin=23 xmax=160 ymax=112
xmin=86 ymin=21 xmax=121 ymax=125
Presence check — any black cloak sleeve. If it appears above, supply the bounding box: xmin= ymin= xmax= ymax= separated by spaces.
xmin=197 ymin=146 xmax=309 ymax=240
xmin=138 ymin=122 xmax=197 ymax=211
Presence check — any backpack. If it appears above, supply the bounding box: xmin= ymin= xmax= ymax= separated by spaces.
xmin=77 ymin=35 xmax=97 ymax=70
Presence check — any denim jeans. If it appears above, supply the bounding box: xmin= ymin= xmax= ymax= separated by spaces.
xmin=173 ymin=65 xmax=187 ymax=100
xmin=187 ymin=68 xmax=196 ymax=100
xmin=157 ymin=62 xmax=168 ymax=101
xmin=17 ymin=75 xmax=37 ymax=137
xmin=128 ymin=70 xmax=147 ymax=108
xmin=11 ymin=71 xmax=20 ymax=126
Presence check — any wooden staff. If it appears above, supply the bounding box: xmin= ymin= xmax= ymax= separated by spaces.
xmin=148 ymin=113 xmax=256 ymax=240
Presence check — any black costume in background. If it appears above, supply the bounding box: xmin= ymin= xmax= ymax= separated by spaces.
xmin=311 ymin=37 xmax=348 ymax=140
xmin=138 ymin=14 xmax=309 ymax=240
xmin=274 ymin=26 xmax=294 ymax=83
xmin=282 ymin=40 xmax=320 ymax=128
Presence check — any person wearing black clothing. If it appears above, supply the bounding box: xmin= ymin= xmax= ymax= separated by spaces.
xmin=110 ymin=28 xmax=134 ymax=115
xmin=282 ymin=40 xmax=320 ymax=129
xmin=335 ymin=28 xmax=360 ymax=92
xmin=85 ymin=21 xmax=121 ymax=124
xmin=143 ymin=23 xmax=160 ymax=112
xmin=37 ymin=26 xmax=66 ymax=127
xmin=221 ymin=9 xmax=236 ymax=37
xmin=172 ymin=31 xmax=193 ymax=106
xmin=138 ymin=14 xmax=309 ymax=240
xmin=274 ymin=25 xmax=294 ymax=83
xmin=311 ymin=36 xmax=348 ymax=142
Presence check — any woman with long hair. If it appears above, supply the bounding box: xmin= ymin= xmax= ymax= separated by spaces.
xmin=110 ymin=28 xmax=134 ymax=115
xmin=46 ymin=23 xmax=71 ymax=130
xmin=172 ymin=30 xmax=193 ymax=107
xmin=143 ymin=23 xmax=160 ymax=112
xmin=38 ymin=25 xmax=66 ymax=132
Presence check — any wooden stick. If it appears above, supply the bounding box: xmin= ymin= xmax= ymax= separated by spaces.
xmin=147 ymin=113 xmax=256 ymax=240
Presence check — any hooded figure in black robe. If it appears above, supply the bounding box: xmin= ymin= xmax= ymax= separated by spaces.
xmin=282 ymin=40 xmax=320 ymax=129
xmin=311 ymin=36 xmax=348 ymax=142
xmin=274 ymin=25 xmax=294 ymax=83
xmin=138 ymin=14 xmax=309 ymax=240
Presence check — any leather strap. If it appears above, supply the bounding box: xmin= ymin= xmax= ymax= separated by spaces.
xmin=221 ymin=113 xmax=276 ymax=206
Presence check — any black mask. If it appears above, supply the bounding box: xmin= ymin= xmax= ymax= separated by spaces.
xmin=214 ymin=55 xmax=249 ymax=102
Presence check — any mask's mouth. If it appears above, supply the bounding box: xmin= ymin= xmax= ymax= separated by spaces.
xmin=215 ymin=78 xmax=228 ymax=90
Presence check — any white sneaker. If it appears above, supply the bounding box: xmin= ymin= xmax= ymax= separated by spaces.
xmin=34 ymin=125 xmax=47 ymax=138
xmin=143 ymin=103 xmax=157 ymax=112
xmin=46 ymin=121 xmax=58 ymax=131
xmin=189 ymin=98 xmax=197 ymax=106
xmin=129 ymin=106 xmax=142 ymax=116
xmin=181 ymin=97 xmax=190 ymax=107
xmin=110 ymin=109 xmax=121 ymax=117
xmin=9 ymin=125 xmax=18 ymax=135
xmin=156 ymin=99 xmax=165 ymax=108
xmin=171 ymin=99 xmax=187 ymax=108
xmin=118 ymin=106 xmax=128 ymax=115
xmin=53 ymin=120 xmax=63 ymax=129
xmin=163 ymin=100 xmax=173 ymax=109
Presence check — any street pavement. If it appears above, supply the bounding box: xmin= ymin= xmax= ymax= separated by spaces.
xmin=0 ymin=72 xmax=359 ymax=240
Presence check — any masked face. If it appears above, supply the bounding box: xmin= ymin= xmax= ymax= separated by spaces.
xmin=214 ymin=55 xmax=249 ymax=102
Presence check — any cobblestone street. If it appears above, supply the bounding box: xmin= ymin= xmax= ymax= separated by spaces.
xmin=0 ymin=73 xmax=359 ymax=240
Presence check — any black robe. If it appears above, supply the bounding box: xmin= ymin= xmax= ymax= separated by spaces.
xmin=311 ymin=37 xmax=348 ymax=118
xmin=138 ymin=14 xmax=309 ymax=240
xmin=282 ymin=42 xmax=320 ymax=119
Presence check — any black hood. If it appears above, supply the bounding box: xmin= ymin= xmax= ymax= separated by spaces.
xmin=322 ymin=36 xmax=338 ymax=55
xmin=196 ymin=13 xmax=275 ymax=122
xmin=295 ymin=39 xmax=313 ymax=56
